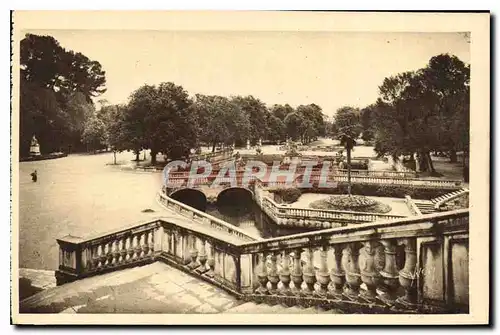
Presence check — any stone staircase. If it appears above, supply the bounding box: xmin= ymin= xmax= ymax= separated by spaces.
xmin=413 ymin=188 xmax=469 ymax=214
xmin=223 ymin=301 xmax=343 ymax=314
xmin=431 ymin=188 xmax=469 ymax=208
xmin=413 ymin=200 xmax=437 ymax=214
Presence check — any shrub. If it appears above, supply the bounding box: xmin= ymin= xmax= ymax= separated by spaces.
xmin=268 ymin=187 xmax=302 ymax=204
xmin=304 ymin=183 xmax=460 ymax=200
xmin=310 ymin=195 xmax=392 ymax=213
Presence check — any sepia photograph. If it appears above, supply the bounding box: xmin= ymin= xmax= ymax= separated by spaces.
xmin=10 ymin=10 xmax=490 ymax=325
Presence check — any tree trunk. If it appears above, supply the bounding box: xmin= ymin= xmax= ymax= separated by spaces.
xmin=462 ymin=151 xmax=469 ymax=182
xmin=212 ymin=142 xmax=216 ymax=153
xmin=347 ymin=146 xmax=352 ymax=196
xmin=135 ymin=150 xmax=140 ymax=161
xmin=425 ymin=152 xmax=435 ymax=173
xmin=113 ymin=151 xmax=117 ymax=165
xmin=151 ymin=151 xmax=157 ymax=165
xmin=449 ymin=150 xmax=457 ymax=163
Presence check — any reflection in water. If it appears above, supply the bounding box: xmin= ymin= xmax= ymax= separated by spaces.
xmin=207 ymin=190 xmax=317 ymax=238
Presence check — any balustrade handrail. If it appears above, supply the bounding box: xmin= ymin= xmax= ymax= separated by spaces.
xmin=157 ymin=191 xmax=259 ymax=242
xmin=165 ymin=172 xmax=462 ymax=188
xmin=261 ymin=194 xmax=405 ymax=220
xmin=236 ymin=208 xmax=469 ymax=254
xmin=434 ymin=188 xmax=469 ymax=210
xmin=56 ymin=208 xmax=469 ymax=313
xmin=336 ymin=169 xmax=417 ymax=178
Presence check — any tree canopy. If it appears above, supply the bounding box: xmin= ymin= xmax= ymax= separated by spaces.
xmin=19 ymin=33 xmax=107 ymax=156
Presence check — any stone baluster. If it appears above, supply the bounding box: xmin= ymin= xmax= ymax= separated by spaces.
xmin=255 ymin=253 xmax=269 ymax=294
xmin=316 ymin=245 xmax=331 ymax=297
xmin=142 ymin=231 xmax=150 ymax=256
xmin=398 ymin=238 xmax=418 ymax=305
xmin=345 ymin=242 xmax=362 ymax=299
xmin=188 ymin=235 xmax=200 ymax=270
xmin=206 ymin=243 xmax=215 ymax=278
xmin=379 ymin=240 xmax=400 ymax=304
xmin=329 ymin=245 xmax=345 ymax=298
xmin=149 ymin=230 xmax=155 ymax=255
xmin=107 ymin=241 xmax=114 ymax=266
xmin=360 ymin=241 xmax=381 ymax=300
xmin=101 ymin=243 xmax=108 ymax=267
xmin=128 ymin=235 xmax=136 ymax=261
xmin=291 ymin=249 xmax=304 ymax=295
xmin=267 ymin=252 xmax=280 ymax=294
xmin=120 ymin=237 xmax=128 ymax=262
xmin=303 ymin=248 xmax=317 ymax=295
xmin=91 ymin=245 xmax=99 ymax=269
xmin=138 ymin=233 xmax=145 ymax=257
xmin=97 ymin=244 xmax=104 ymax=268
xmin=279 ymin=250 xmax=292 ymax=295
xmin=117 ymin=239 xmax=125 ymax=264
xmin=195 ymin=239 xmax=208 ymax=274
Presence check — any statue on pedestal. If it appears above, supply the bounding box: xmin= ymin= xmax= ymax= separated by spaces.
xmin=246 ymin=139 xmax=251 ymax=150
xmin=30 ymin=135 xmax=41 ymax=156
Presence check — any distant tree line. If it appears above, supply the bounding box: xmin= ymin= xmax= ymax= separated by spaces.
xmin=332 ymin=54 xmax=470 ymax=181
xmin=20 ymin=34 xmax=328 ymax=162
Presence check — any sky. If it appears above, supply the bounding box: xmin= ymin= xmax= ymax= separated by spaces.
xmin=26 ymin=30 xmax=470 ymax=118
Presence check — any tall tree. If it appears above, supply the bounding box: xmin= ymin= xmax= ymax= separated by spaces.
xmin=19 ymin=33 xmax=107 ymax=156
xmin=334 ymin=106 xmax=362 ymax=195
xmin=232 ymin=96 xmax=269 ymax=145
xmin=125 ymin=82 xmax=198 ymax=164
xmin=284 ymin=112 xmax=305 ymax=141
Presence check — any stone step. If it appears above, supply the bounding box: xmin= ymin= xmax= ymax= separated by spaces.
xmin=223 ymin=301 xmax=342 ymax=314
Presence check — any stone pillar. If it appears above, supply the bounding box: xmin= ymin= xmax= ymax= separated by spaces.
xmin=268 ymin=252 xmax=279 ymax=294
xmin=379 ymin=240 xmax=400 ymax=302
xmin=345 ymin=242 xmax=362 ymax=299
xmin=360 ymin=241 xmax=381 ymax=300
xmin=291 ymin=249 xmax=303 ymax=295
xmin=329 ymin=245 xmax=345 ymax=298
xmin=398 ymin=238 xmax=418 ymax=305
xmin=302 ymin=248 xmax=317 ymax=294
xmin=256 ymin=253 xmax=269 ymax=294
xmin=316 ymin=246 xmax=331 ymax=296
xmin=279 ymin=250 xmax=292 ymax=295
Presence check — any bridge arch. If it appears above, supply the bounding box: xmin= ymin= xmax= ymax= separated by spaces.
xmin=216 ymin=187 xmax=254 ymax=204
xmin=170 ymin=188 xmax=207 ymax=212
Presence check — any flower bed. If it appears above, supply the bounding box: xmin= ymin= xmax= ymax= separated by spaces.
xmin=309 ymin=195 xmax=392 ymax=213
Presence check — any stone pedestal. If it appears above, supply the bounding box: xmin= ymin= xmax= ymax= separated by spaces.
xmin=30 ymin=135 xmax=41 ymax=156
xmin=30 ymin=145 xmax=41 ymax=156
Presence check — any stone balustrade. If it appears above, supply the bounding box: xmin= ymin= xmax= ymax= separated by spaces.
xmin=56 ymin=220 xmax=161 ymax=285
xmin=157 ymin=192 xmax=258 ymax=242
xmin=405 ymin=195 xmax=423 ymax=216
xmin=434 ymin=189 xmax=469 ymax=210
xmin=56 ymin=209 xmax=469 ymax=313
xmin=322 ymin=174 xmax=462 ymax=189
xmin=237 ymin=209 xmax=469 ymax=313
xmin=165 ymin=170 xmax=461 ymax=189
xmin=253 ymin=182 xmax=406 ymax=229
xmin=336 ymin=169 xmax=417 ymax=179
xmin=190 ymin=148 xmax=234 ymax=163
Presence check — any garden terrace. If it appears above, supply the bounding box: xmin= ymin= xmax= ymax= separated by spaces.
xmin=53 ymin=209 xmax=469 ymax=314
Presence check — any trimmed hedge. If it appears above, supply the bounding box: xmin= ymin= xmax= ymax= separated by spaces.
xmin=268 ymin=187 xmax=302 ymax=204
xmin=302 ymin=183 xmax=460 ymax=200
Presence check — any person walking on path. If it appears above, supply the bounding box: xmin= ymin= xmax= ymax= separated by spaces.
xmin=30 ymin=170 xmax=37 ymax=182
